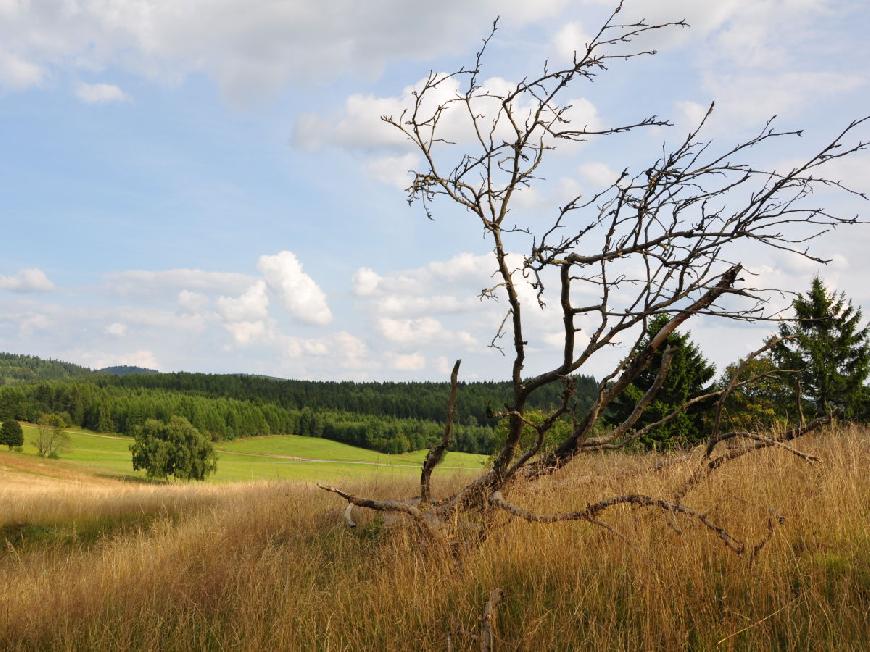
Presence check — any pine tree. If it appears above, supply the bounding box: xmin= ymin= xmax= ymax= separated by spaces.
xmin=775 ymin=277 xmax=869 ymax=419
xmin=607 ymin=314 xmax=716 ymax=448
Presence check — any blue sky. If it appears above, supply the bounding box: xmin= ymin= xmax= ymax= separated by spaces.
xmin=1 ymin=0 xmax=868 ymax=380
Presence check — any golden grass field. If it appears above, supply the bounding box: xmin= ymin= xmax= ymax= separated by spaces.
xmin=1 ymin=425 xmax=868 ymax=650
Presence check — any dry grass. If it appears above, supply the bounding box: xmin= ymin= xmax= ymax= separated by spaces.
xmin=1 ymin=425 xmax=868 ymax=651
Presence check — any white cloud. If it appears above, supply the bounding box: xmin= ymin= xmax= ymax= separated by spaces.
xmin=104 ymin=322 xmax=128 ymax=337
xmin=378 ymin=316 xmax=444 ymax=345
xmin=224 ymin=320 xmax=268 ymax=345
xmin=0 ymin=51 xmax=43 ymax=89
xmin=107 ymin=269 xmax=254 ymax=296
xmin=283 ymin=331 xmax=371 ymax=370
xmin=0 ymin=0 xmax=567 ymax=103
xmin=258 ymin=251 xmax=332 ymax=326
xmin=674 ymin=100 xmax=709 ymax=129
xmin=296 ymin=74 xmax=600 ymax=156
xmin=388 ymin=351 xmax=426 ymax=371
xmin=578 ymin=162 xmax=619 ymax=189
xmin=2 ymin=311 xmax=52 ymax=336
xmin=434 ymin=356 xmax=453 ymax=376
xmin=116 ymin=308 xmax=209 ymax=334
xmin=75 ymin=82 xmax=130 ymax=104
xmin=216 ymin=281 xmax=269 ymax=322
xmin=553 ymin=21 xmax=591 ymax=61
xmin=700 ymin=71 xmax=864 ymax=126
xmin=376 ymin=295 xmax=475 ymax=317
xmin=0 ymin=268 xmax=55 ymax=293
xmin=121 ymin=350 xmax=159 ymax=369
xmin=364 ymin=153 xmax=419 ymax=188
xmin=352 ymin=267 xmax=381 ymax=296
xmin=378 ymin=316 xmax=477 ymax=350
xmin=178 ymin=289 xmax=209 ymax=312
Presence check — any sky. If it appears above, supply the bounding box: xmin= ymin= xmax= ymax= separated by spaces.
xmin=1 ymin=0 xmax=868 ymax=381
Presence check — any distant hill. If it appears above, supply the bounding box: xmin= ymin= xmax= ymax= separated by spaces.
xmin=97 ymin=365 xmax=159 ymax=376
xmin=0 ymin=352 xmax=92 ymax=384
xmin=0 ymin=353 xmax=159 ymax=384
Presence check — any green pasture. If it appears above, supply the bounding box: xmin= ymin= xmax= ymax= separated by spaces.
xmin=12 ymin=423 xmax=487 ymax=483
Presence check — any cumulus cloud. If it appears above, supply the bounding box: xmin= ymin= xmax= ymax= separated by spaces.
xmin=258 ymin=251 xmax=332 ymax=326
xmin=0 ymin=268 xmax=55 ymax=293
xmin=352 ymin=267 xmax=381 ymax=296
xmin=75 ymin=82 xmax=130 ymax=104
xmin=216 ymin=281 xmax=269 ymax=322
xmin=224 ymin=320 xmax=268 ymax=345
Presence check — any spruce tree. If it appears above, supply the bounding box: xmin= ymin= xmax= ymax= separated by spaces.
xmin=775 ymin=277 xmax=869 ymax=419
xmin=607 ymin=314 xmax=716 ymax=448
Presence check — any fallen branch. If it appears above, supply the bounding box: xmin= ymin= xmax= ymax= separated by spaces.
xmin=317 ymin=484 xmax=436 ymax=535
xmin=490 ymin=491 xmax=745 ymax=554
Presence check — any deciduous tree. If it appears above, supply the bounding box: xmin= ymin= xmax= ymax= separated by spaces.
xmin=34 ymin=413 xmax=70 ymax=458
xmin=131 ymin=416 xmax=217 ymax=480
xmin=0 ymin=419 xmax=23 ymax=450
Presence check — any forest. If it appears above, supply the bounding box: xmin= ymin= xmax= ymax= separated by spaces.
xmin=0 ymin=353 xmax=598 ymax=454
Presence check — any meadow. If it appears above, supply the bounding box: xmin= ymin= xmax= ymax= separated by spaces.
xmin=0 ymin=423 xmax=867 ymax=650
xmin=6 ymin=422 xmax=486 ymax=483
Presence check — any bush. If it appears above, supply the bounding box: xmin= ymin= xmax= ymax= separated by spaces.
xmin=0 ymin=419 xmax=24 ymax=450
xmin=131 ymin=416 xmax=217 ymax=480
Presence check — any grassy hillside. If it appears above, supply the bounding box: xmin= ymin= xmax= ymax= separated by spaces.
xmin=7 ymin=423 xmax=486 ymax=483
xmin=0 ymin=425 xmax=867 ymax=649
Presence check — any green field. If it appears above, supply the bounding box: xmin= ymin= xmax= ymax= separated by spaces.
xmin=9 ymin=423 xmax=487 ymax=483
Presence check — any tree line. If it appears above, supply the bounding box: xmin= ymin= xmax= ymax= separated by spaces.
xmin=87 ymin=372 xmax=598 ymax=426
xmin=0 ymin=380 xmax=502 ymax=453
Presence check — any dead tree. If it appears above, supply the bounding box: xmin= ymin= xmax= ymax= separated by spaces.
xmin=320 ymin=2 xmax=868 ymax=551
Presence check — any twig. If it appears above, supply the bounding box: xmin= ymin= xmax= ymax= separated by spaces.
xmin=716 ymin=592 xmax=804 ymax=646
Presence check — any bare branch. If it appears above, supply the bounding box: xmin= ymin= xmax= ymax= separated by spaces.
xmin=490 ymin=491 xmax=745 ymax=554
xmin=421 ymin=359 xmax=462 ymax=503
